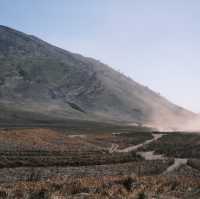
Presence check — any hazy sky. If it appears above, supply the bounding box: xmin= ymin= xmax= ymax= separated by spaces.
xmin=0 ymin=0 xmax=200 ymax=112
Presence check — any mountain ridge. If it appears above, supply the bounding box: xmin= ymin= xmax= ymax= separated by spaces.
xmin=0 ymin=25 xmax=196 ymax=129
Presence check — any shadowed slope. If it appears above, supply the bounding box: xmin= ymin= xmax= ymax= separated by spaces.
xmin=0 ymin=25 xmax=195 ymax=129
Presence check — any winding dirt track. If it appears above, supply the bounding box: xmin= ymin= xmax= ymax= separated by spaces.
xmin=163 ymin=158 xmax=188 ymax=174
xmin=110 ymin=134 xmax=164 ymax=153
xmin=109 ymin=133 xmax=188 ymax=174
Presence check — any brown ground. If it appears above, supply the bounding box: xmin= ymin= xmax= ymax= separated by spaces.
xmin=0 ymin=128 xmax=198 ymax=198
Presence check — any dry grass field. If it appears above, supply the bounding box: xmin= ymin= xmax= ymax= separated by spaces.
xmin=0 ymin=127 xmax=199 ymax=198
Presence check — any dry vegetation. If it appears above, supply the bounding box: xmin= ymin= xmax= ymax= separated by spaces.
xmin=141 ymin=132 xmax=200 ymax=158
xmin=0 ymin=128 xmax=146 ymax=168
xmin=0 ymin=175 xmax=200 ymax=199
xmin=0 ymin=128 xmax=199 ymax=198
xmin=85 ymin=132 xmax=153 ymax=149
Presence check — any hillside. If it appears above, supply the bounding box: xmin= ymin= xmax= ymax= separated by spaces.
xmin=0 ymin=25 xmax=195 ymax=129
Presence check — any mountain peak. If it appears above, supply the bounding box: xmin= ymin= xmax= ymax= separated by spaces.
xmin=0 ymin=25 xmax=24 ymax=34
xmin=0 ymin=25 xmax=11 ymax=30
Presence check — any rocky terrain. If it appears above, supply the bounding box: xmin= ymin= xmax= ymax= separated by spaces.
xmin=0 ymin=25 xmax=196 ymax=129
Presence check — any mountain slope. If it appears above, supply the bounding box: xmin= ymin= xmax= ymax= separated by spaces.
xmin=0 ymin=25 xmax=195 ymax=129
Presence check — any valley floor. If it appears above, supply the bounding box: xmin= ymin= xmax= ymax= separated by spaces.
xmin=0 ymin=127 xmax=199 ymax=198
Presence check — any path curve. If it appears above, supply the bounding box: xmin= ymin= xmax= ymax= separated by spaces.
xmin=109 ymin=133 xmax=188 ymax=174
xmin=115 ymin=134 xmax=164 ymax=153
xmin=163 ymin=158 xmax=188 ymax=174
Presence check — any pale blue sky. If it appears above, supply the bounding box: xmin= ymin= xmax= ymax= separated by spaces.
xmin=0 ymin=0 xmax=200 ymax=112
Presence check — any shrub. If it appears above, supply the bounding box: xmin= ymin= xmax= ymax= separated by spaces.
xmin=137 ymin=192 xmax=146 ymax=199
xmin=122 ymin=177 xmax=135 ymax=191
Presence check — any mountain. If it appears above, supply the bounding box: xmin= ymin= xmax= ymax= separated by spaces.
xmin=0 ymin=25 xmax=195 ymax=129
